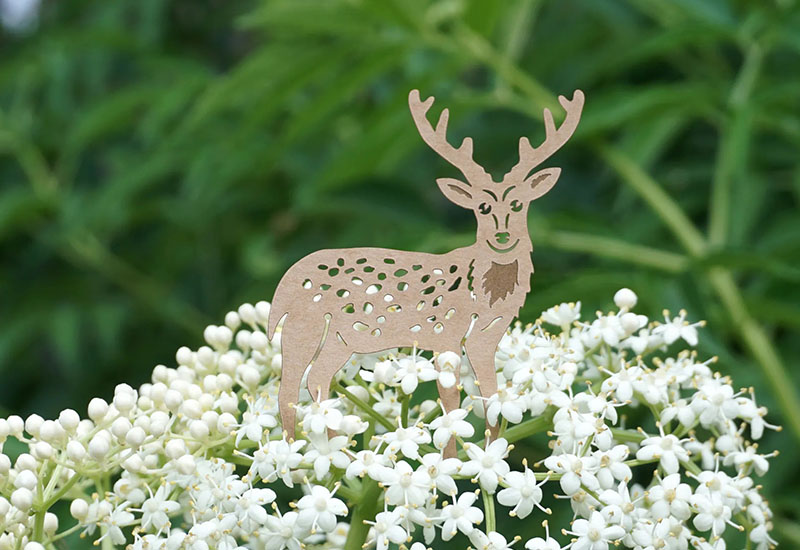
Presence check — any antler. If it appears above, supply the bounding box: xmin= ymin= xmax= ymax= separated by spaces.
xmin=506 ymin=90 xmax=585 ymax=182
xmin=409 ymin=90 xmax=490 ymax=184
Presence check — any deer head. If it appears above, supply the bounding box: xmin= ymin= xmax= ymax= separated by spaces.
xmin=409 ymin=89 xmax=584 ymax=255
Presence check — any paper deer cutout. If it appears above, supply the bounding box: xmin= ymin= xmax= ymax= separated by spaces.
xmin=269 ymin=89 xmax=584 ymax=438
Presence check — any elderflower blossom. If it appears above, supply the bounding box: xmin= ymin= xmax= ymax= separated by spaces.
xmin=0 ymin=291 xmax=780 ymax=550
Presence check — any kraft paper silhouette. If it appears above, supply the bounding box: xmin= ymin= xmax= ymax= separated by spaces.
xmin=269 ymin=89 xmax=585 ymax=439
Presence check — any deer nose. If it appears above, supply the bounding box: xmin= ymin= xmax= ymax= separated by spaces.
xmin=495 ymin=232 xmax=510 ymax=244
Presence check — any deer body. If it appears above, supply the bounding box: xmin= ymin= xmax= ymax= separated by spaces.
xmin=270 ymin=89 xmax=584 ymax=436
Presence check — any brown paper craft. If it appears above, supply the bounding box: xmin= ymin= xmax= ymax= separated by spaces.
xmin=269 ymin=89 xmax=584 ymax=438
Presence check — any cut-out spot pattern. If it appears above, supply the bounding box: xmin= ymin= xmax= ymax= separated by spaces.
xmin=342 ymin=303 xmax=355 ymax=314
xmin=384 ymin=294 xmax=394 ymax=302
xmin=364 ymin=266 xmax=375 ymax=273
xmin=353 ymin=322 xmax=369 ymax=332
xmin=433 ymin=322 xmax=444 ymax=334
xmin=376 ymin=316 xmax=386 ymax=324
xmin=371 ymin=328 xmax=382 ymax=337
xmin=337 ymin=258 xmax=344 ymax=267
xmin=329 ymin=268 xmax=339 ymax=276
xmin=410 ymin=324 xmax=421 ymax=333
xmin=416 ymin=300 xmax=426 ymax=311
xmin=426 ymin=315 xmax=436 ymax=323
xmin=448 ymin=278 xmax=462 ymax=291
xmin=384 ymin=258 xmax=395 ymax=264
xmin=317 ymin=264 xmax=328 ymax=270
xmin=433 ymin=268 xmax=443 ymax=276
xmin=321 ymin=284 xmax=332 ymax=290
xmin=356 ymin=258 xmax=367 ymax=264
xmin=312 ymin=294 xmax=322 ymax=302
xmin=394 ymin=269 xmax=408 ymax=277
xmin=366 ymin=284 xmax=382 ymax=295
xmin=412 ymin=264 xmax=422 ymax=271
xmin=337 ymin=289 xmax=350 ymax=298
xmin=449 ymin=264 xmax=458 ymax=273
xmin=433 ymin=295 xmax=443 ymax=307
xmin=445 ymin=308 xmax=456 ymax=319
xmin=378 ymin=273 xmax=387 ymax=280
xmin=363 ymin=302 xmax=374 ymax=314
xmin=397 ymin=282 xmax=409 ymax=291
xmin=302 ymin=279 xmax=313 ymax=289
xmin=422 ymin=286 xmax=435 ymax=295
xmin=387 ymin=304 xmax=402 ymax=313
xmin=351 ymin=277 xmax=363 ymax=286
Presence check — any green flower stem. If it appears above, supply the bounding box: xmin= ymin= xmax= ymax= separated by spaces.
xmin=344 ymin=478 xmax=382 ymax=550
xmin=482 ymin=488 xmax=496 ymax=533
xmin=610 ymin=427 xmax=646 ymax=443
xmin=401 ymin=392 xmax=411 ymax=428
xmin=333 ymin=382 xmax=394 ymax=432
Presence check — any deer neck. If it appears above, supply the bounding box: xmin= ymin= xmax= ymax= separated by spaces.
xmin=465 ymin=241 xmax=533 ymax=313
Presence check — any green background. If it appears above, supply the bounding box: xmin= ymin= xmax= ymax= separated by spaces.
xmin=1 ymin=0 xmax=799 ymax=546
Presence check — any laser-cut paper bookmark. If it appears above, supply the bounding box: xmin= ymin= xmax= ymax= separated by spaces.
xmin=269 ymin=89 xmax=584 ymax=439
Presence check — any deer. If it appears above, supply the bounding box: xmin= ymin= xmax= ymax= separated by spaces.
xmin=268 ymin=88 xmax=584 ymax=439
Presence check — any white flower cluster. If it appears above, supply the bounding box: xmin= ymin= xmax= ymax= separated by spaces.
xmin=0 ymin=289 xmax=780 ymax=550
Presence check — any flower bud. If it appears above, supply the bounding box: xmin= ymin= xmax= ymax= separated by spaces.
xmin=24 ymin=414 xmax=43 ymax=437
xmin=58 ymin=409 xmax=80 ymax=432
xmin=165 ymin=439 xmax=187 ymax=459
xmin=224 ymin=311 xmax=241 ymax=330
xmin=181 ymin=399 xmax=202 ymax=420
xmin=255 ymin=301 xmax=270 ymax=323
xmin=238 ymin=365 xmax=261 ymax=390
xmin=66 ymin=440 xmax=87 ymax=462
xmin=122 ymin=454 xmax=144 ymax=473
xmin=176 ymin=454 xmax=196 ymax=475
xmin=125 ymin=426 xmax=146 ymax=448
xmin=43 ymin=513 xmax=58 ymax=534
xmin=235 ymin=329 xmax=252 ymax=350
xmin=249 ymin=331 xmax=269 ymax=352
xmin=0 ymin=455 xmax=10 ymax=475
xmin=614 ymin=287 xmax=638 ymax=310
xmin=176 ymin=347 xmax=194 ymax=367
xmin=111 ymin=417 xmax=132 ymax=441
xmin=189 ymin=420 xmax=210 ymax=441
xmin=15 ymin=454 xmax=37 ymax=471
xmin=152 ymin=364 xmax=171 ymax=383
xmin=238 ymin=303 xmax=257 ymax=325
xmin=87 ymin=398 xmax=109 ymax=422
xmin=0 ymin=419 xmax=9 ymax=441
xmin=14 ymin=470 xmax=36 ymax=491
xmin=6 ymin=416 xmax=24 ymax=438
xmin=70 ymin=498 xmax=89 ymax=520
xmin=164 ymin=389 xmax=183 ymax=411
xmin=24 ymin=543 xmax=45 ymax=550
xmin=32 ymin=441 xmax=54 ymax=460
xmin=0 ymin=497 xmax=9 ymax=516
xmin=196 ymin=346 xmax=215 ymax=367
xmin=88 ymin=434 xmax=110 ymax=460
xmin=10 ymin=488 xmax=33 ymax=511
xmin=113 ymin=384 xmax=137 ymax=414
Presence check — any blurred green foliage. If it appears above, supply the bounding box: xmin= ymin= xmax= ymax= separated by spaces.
xmin=1 ymin=0 xmax=800 ymax=545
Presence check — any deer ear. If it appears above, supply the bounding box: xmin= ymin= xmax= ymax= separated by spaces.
xmin=524 ymin=167 xmax=561 ymax=201
xmin=436 ymin=178 xmax=474 ymax=208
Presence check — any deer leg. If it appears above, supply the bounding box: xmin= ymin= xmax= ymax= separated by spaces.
xmin=436 ymin=342 xmax=463 ymax=458
xmin=278 ymin=315 xmax=324 ymax=440
xmin=465 ymin=325 xmax=504 ymax=440
xmin=306 ymin=340 xmax=352 ymax=403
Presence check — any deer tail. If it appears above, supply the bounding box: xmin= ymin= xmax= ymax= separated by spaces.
xmin=267 ymin=284 xmax=291 ymax=341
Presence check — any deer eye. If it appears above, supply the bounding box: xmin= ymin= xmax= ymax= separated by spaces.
xmin=510 ymin=200 xmax=523 ymax=212
xmin=478 ymin=202 xmax=492 ymax=215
